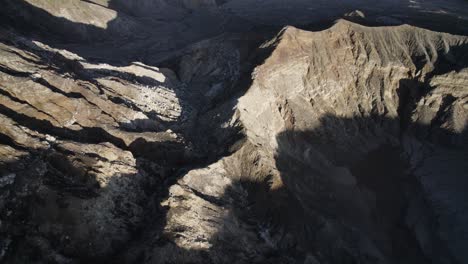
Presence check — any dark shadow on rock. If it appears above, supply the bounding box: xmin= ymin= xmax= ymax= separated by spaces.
xmin=159 ymin=111 xmax=464 ymax=263
xmin=0 ymin=139 xmax=183 ymax=262
xmin=1 ymin=53 xmax=467 ymax=264
xmin=106 ymin=111 xmax=466 ymax=263
xmin=224 ymin=113 xmax=466 ymax=263
xmin=0 ymin=10 xmax=278 ymax=263
xmin=0 ymin=2 xmax=467 ymax=263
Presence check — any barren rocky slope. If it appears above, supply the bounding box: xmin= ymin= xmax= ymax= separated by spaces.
xmin=0 ymin=1 xmax=468 ymax=264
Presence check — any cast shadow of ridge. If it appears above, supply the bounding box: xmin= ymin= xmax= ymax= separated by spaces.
xmin=212 ymin=113 xmax=467 ymax=264
xmin=0 ymin=1 xmax=467 ymax=263
xmin=113 ymin=113 xmax=466 ymax=263
xmin=0 ymin=11 xmax=278 ymax=263
xmin=1 ymin=14 xmax=468 ymax=264
xmin=0 ymin=135 xmax=198 ymax=263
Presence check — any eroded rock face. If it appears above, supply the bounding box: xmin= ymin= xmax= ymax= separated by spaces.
xmin=234 ymin=21 xmax=468 ymax=263
xmin=122 ymin=21 xmax=468 ymax=264
xmin=0 ymin=1 xmax=467 ymax=264
xmin=0 ymin=28 xmax=193 ymax=261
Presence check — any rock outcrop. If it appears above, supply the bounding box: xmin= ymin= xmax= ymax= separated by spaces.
xmin=0 ymin=27 xmax=194 ymax=261
xmin=133 ymin=20 xmax=468 ymax=264
xmin=234 ymin=21 xmax=468 ymax=263
xmin=0 ymin=1 xmax=467 ymax=264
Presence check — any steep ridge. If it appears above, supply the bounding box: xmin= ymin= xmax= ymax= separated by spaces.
xmin=233 ymin=21 xmax=468 ymax=263
xmin=0 ymin=2 xmax=467 ymax=264
xmin=136 ymin=21 xmax=468 ymax=264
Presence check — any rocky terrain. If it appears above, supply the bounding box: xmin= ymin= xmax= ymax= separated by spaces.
xmin=0 ymin=0 xmax=467 ymax=263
